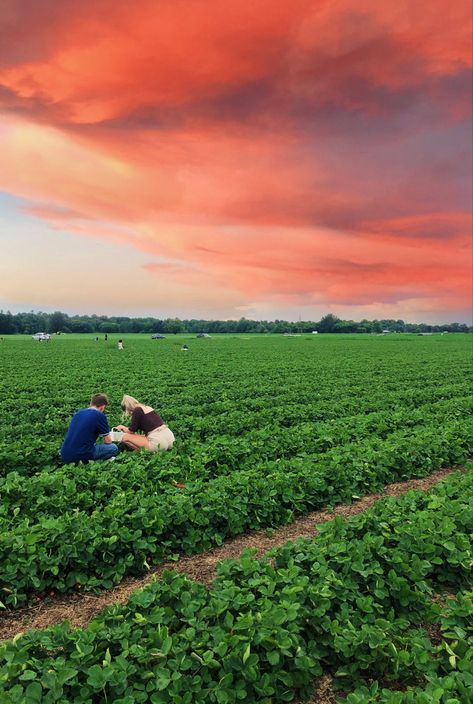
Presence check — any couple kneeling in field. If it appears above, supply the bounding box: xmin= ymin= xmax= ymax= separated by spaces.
xmin=60 ymin=393 xmax=175 ymax=465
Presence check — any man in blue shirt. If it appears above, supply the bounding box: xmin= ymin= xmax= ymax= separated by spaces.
xmin=61 ymin=393 xmax=119 ymax=464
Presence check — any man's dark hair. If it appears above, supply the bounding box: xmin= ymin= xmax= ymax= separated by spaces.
xmin=90 ymin=393 xmax=108 ymax=407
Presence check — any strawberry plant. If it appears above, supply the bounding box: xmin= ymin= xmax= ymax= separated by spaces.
xmin=0 ymin=470 xmax=471 ymax=703
xmin=0 ymin=335 xmax=472 ymax=606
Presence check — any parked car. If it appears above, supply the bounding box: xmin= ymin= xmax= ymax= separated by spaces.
xmin=32 ymin=332 xmax=51 ymax=341
xmin=151 ymin=333 xmax=166 ymax=340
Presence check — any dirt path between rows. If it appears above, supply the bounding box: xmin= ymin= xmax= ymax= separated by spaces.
xmin=0 ymin=466 xmax=460 ymax=642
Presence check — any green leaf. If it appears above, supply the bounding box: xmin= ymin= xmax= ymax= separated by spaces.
xmin=25 ymin=682 xmax=43 ymax=704
xmin=161 ymin=636 xmax=172 ymax=656
xmin=155 ymin=669 xmax=171 ymax=691
xmin=57 ymin=667 xmax=77 ymax=685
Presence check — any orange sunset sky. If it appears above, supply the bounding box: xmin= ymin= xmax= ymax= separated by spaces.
xmin=0 ymin=0 xmax=472 ymax=322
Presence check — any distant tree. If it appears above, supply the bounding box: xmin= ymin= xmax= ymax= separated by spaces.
xmin=163 ymin=318 xmax=185 ymax=334
xmin=334 ymin=319 xmax=358 ymax=333
xmin=99 ymin=322 xmax=119 ymax=333
xmin=69 ymin=319 xmax=94 ymax=333
xmin=48 ymin=311 xmax=67 ymax=333
xmin=16 ymin=311 xmax=47 ymax=334
xmin=358 ymin=319 xmax=372 ymax=333
xmin=371 ymin=320 xmax=382 ymax=333
xmin=317 ymin=314 xmax=340 ymax=333
xmin=1 ymin=309 xmax=471 ymax=335
xmin=236 ymin=317 xmax=252 ymax=333
xmin=271 ymin=320 xmax=291 ymax=334
xmin=446 ymin=322 xmax=468 ymax=332
xmin=133 ymin=319 xmax=149 ymax=333
xmin=149 ymin=320 xmax=165 ymax=334
xmin=0 ymin=311 xmax=17 ymax=334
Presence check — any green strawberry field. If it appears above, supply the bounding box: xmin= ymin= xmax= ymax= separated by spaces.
xmin=0 ymin=332 xmax=472 ymax=702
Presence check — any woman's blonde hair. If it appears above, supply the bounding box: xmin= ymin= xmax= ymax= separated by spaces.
xmin=121 ymin=394 xmax=140 ymax=417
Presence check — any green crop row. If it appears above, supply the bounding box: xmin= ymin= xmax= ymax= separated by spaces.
xmin=176 ymin=395 xmax=473 ymax=478
xmin=1 ymin=470 xmax=472 ymax=703
xmin=1 ymin=420 xmax=471 ymax=607
xmin=345 ymin=590 xmax=473 ymax=703
xmin=1 ymin=379 xmax=470 ymax=478
xmin=2 ymin=395 xmax=471 ymax=524
xmin=0 ymin=397 xmax=473 ymax=522
xmin=172 ymin=375 xmax=473 ymax=433
xmin=187 ymin=385 xmax=472 ymax=438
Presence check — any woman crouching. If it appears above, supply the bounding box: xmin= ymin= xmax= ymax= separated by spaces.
xmin=114 ymin=394 xmax=175 ymax=452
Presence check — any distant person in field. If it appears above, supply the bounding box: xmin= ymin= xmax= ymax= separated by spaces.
xmin=60 ymin=393 xmax=119 ymax=464
xmin=114 ymin=394 xmax=175 ymax=452
xmin=117 ymin=339 xmax=124 ymax=350
xmin=105 ymin=333 xmax=108 ymax=341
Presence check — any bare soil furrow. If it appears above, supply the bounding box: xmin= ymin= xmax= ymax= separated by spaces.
xmin=0 ymin=466 xmax=458 ymax=641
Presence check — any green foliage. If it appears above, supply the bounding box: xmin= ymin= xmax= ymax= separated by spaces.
xmin=345 ymin=589 xmax=473 ymax=702
xmin=0 ymin=471 xmax=472 ymax=702
xmin=0 ymin=334 xmax=472 ymax=702
xmin=0 ymin=415 xmax=471 ymax=606
xmin=0 ymin=335 xmax=472 ymax=606
xmin=1 ymin=310 xmax=472 ymax=334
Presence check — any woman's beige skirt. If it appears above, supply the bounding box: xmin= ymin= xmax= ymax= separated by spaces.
xmin=147 ymin=425 xmax=175 ymax=452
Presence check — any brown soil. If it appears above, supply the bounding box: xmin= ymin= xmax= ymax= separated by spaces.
xmin=0 ymin=466 xmax=459 ymax=641
xmin=431 ymin=589 xmax=456 ymax=608
xmin=299 ymin=675 xmax=339 ymax=704
xmin=423 ymin=621 xmax=443 ymax=646
xmin=423 ymin=588 xmax=458 ymax=647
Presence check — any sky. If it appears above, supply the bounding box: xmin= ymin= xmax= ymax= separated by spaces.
xmin=0 ymin=0 xmax=471 ymax=323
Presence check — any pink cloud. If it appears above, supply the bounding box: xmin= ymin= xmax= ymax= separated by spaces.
xmin=1 ymin=1 xmax=471 ymax=125
xmin=0 ymin=0 xmax=471 ymax=318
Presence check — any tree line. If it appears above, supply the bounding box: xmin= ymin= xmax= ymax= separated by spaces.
xmin=0 ymin=310 xmax=470 ymax=335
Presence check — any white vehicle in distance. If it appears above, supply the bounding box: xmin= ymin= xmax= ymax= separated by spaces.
xmin=32 ymin=332 xmax=51 ymax=341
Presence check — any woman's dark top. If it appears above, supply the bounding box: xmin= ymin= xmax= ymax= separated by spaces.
xmin=129 ymin=407 xmax=164 ymax=435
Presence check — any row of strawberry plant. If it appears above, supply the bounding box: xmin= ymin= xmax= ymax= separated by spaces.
xmin=172 ymin=378 xmax=470 ymax=444
xmin=336 ymin=591 xmax=473 ymax=704
xmin=344 ymin=589 xmax=473 ymax=703
xmin=2 ymin=403 xmax=471 ymax=526
xmin=2 ymin=377 xmax=469 ymax=478
xmin=183 ymin=382 xmax=472 ymax=438
xmin=177 ymin=395 xmax=473 ymax=477
xmin=0 ymin=382 xmax=473 ymax=492
xmin=1 ymin=421 xmax=471 ymax=607
xmin=1 ymin=470 xmax=471 ymax=703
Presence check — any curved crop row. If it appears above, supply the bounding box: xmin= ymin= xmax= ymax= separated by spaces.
xmin=0 ymin=420 xmax=471 ymax=607
xmin=2 ymin=396 xmax=472 ymax=526
xmin=1 ymin=470 xmax=472 ymax=703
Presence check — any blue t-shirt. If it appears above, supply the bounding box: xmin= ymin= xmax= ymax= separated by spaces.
xmin=61 ymin=408 xmax=111 ymax=463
